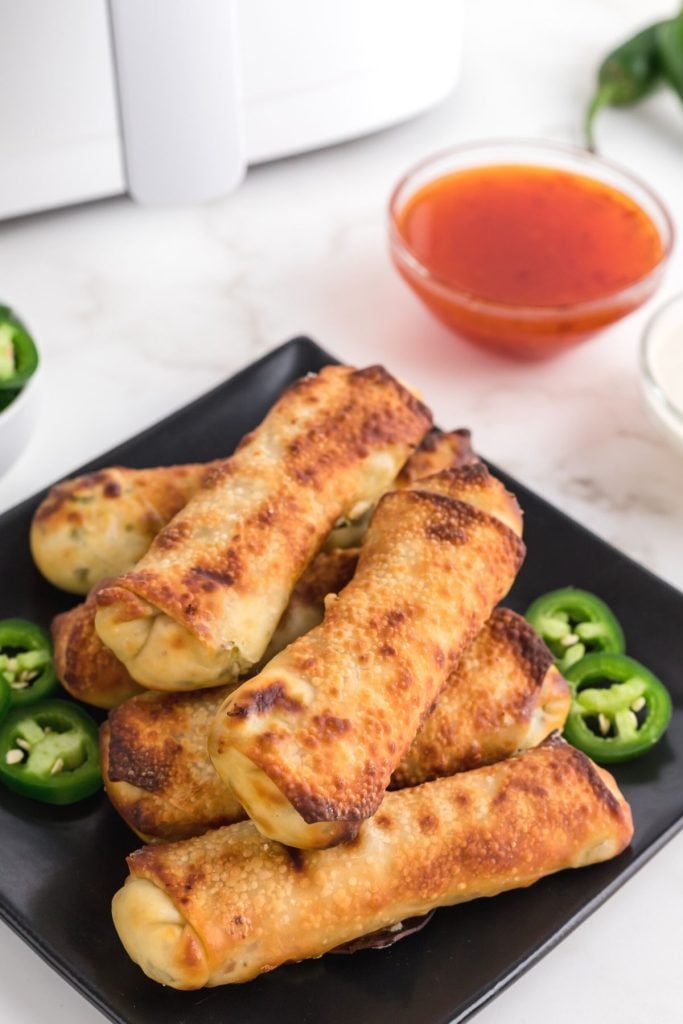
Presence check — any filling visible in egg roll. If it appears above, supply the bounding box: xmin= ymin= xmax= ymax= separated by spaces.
xmin=94 ymin=365 xmax=432 ymax=692
xmin=112 ymin=737 xmax=633 ymax=989
xmin=102 ymin=606 xmax=568 ymax=843
xmin=209 ymin=463 xmax=526 ymax=850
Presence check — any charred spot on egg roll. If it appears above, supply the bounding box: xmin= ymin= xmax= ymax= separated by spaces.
xmin=101 ymin=687 xmax=242 ymax=843
xmin=209 ymin=462 xmax=525 ymax=849
xmin=30 ymin=463 xmax=215 ymax=594
xmin=94 ymin=365 xmax=432 ymax=692
xmin=112 ymin=737 xmax=633 ymax=989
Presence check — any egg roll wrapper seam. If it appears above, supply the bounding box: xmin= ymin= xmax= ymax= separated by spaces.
xmin=95 ymin=365 xmax=432 ymax=689
xmin=113 ymin=738 xmax=633 ymax=989
xmin=209 ymin=464 xmax=525 ymax=845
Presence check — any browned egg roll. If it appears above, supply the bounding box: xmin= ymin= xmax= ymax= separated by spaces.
xmin=30 ymin=463 xmax=216 ymax=594
xmin=32 ymin=429 xmax=473 ymax=596
xmin=101 ymin=687 xmax=242 ymax=842
xmin=54 ymin=549 xmax=360 ymax=711
xmin=94 ymin=365 xmax=432 ymax=692
xmin=208 ymin=462 xmax=526 ymax=849
xmin=102 ymin=606 xmax=568 ymax=844
xmin=390 ymin=607 xmax=571 ymax=787
xmin=112 ymin=737 xmax=633 ymax=989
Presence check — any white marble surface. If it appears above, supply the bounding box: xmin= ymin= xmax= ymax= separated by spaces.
xmin=1 ymin=0 xmax=683 ymax=1021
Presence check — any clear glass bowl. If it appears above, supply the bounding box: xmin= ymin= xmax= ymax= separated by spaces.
xmin=389 ymin=140 xmax=674 ymax=360
xmin=641 ymin=293 xmax=683 ymax=453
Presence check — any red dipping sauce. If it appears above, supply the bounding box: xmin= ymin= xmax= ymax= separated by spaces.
xmin=390 ymin=143 xmax=672 ymax=359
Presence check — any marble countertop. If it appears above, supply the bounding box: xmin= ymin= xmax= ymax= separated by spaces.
xmin=1 ymin=0 xmax=683 ymax=1021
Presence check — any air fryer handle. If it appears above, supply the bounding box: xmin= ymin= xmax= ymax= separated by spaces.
xmin=109 ymin=0 xmax=245 ymax=204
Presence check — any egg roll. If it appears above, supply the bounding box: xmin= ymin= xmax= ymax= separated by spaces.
xmin=31 ymin=463 xmax=216 ymax=595
xmin=112 ymin=737 xmax=633 ymax=989
xmin=101 ymin=606 xmax=568 ymax=843
xmin=33 ymin=430 xmax=473 ymax=596
xmin=94 ymin=365 xmax=432 ymax=692
xmin=54 ymin=549 xmax=360 ymax=711
xmin=208 ymin=462 xmax=526 ymax=849
xmin=390 ymin=607 xmax=570 ymax=787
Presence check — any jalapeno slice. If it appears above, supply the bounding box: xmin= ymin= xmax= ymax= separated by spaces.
xmin=0 ymin=618 xmax=59 ymax=707
xmin=0 ymin=699 xmax=101 ymax=804
xmin=525 ymin=587 xmax=625 ymax=674
xmin=563 ymin=652 xmax=672 ymax=763
xmin=0 ymin=305 xmax=39 ymax=391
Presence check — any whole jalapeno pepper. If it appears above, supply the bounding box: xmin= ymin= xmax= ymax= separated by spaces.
xmin=585 ymin=22 xmax=664 ymax=150
xmin=0 ymin=618 xmax=59 ymax=707
xmin=0 ymin=305 xmax=39 ymax=392
xmin=525 ymin=587 xmax=625 ymax=675
xmin=563 ymin=652 xmax=672 ymax=764
xmin=657 ymin=12 xmax=683 ymax=101
xmin=0 ymin=699 xmax=101 ymax=804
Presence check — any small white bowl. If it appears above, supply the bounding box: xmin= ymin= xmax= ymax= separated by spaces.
xmin=0 ymin=366 xmax=41 ymax=479
xmin=641 ymin=293 xmax=683 ymax=453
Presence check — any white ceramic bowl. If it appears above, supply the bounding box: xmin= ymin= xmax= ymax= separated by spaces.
xmin=0 ymin=366 xmax=41 ymax=479
xmin=640 ymin=293 xmax=683 ymax=454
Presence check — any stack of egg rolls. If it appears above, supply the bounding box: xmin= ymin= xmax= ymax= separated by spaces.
xmin=48 ymin=429 xmax=475 ymax=710
xmin=27 ymin=364 xmax=634 ymax=993
xmin=209 ymin=462 xmax=525 ymax=848
xmin=101 ymin=607 xmax=570 ymax=842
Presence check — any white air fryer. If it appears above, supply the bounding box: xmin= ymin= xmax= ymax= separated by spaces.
xmin=0 ymin=0 xmax=464 ymax=215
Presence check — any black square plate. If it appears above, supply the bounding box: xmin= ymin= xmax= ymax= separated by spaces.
xmin=1 ymin=338 xmax=681 ymax=1024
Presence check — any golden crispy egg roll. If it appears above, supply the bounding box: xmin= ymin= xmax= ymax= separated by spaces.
xmin=112 ymin=737 xmax=633 ymax=989
xmin=94 ymin=365 xmax=432 ymax=692
xmin=102 ymin=605 xmax=568 ymax=843
xmin=391 ymin=607 xmax=570 ymax=787
xmin=54 ymin=549 xmax=360 ymax=711
xmin=31 ymin=463 xmax=215 ymax=595
xmin=32 ymin=430 xmax=472 ymax=595
xmin=209 ymin=463 xmax=525 ymax=849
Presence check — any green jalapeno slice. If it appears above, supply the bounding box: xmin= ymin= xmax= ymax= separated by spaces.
xmin=525 ymin=587 xmax=625 ymax=674
xmin=564 ymin=652 xmax=672 ymax=764
xmin=0 ymin=618 xmax=59 ymax=707
xmin=0 ymin=699 xmax=101 ymax=804
xmin=0 ymin=305 xmax=39 ymax=391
